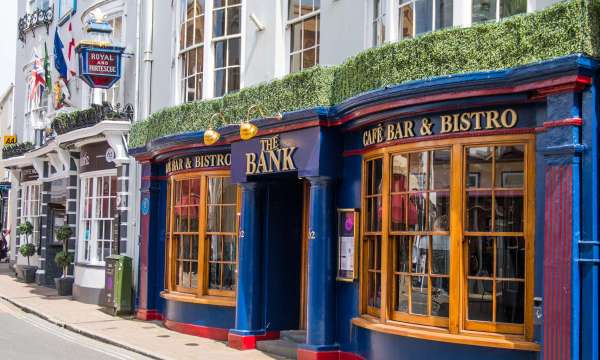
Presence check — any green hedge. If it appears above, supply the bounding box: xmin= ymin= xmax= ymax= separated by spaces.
xmin=129 ymin=0 xmax=600 ymax=148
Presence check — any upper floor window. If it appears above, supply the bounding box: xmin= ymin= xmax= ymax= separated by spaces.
xmin=373 ymin=0 xmax=386 ymax=46
xmin=213 ymin=0 xmax=241 ymax=97
xmin=472 ymin=0 xmax=526 ymax=23
xmin=361 ymin=135 xmax=534 ymax=340
xmin=288 ymin=0 xmax=320 ymax=73
xmin=398 ymin=0 xmax=452 ymax=40
xmin=180 ymin=0 xmax=205 ymax=103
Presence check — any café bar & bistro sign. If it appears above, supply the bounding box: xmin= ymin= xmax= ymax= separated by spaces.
xmin=166 ymin=153 xmax=231 ymax=174
xmin=362 ymin=108 xmax=523 ymax=147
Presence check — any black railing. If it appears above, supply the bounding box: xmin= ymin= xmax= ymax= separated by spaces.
xmin=51 ymin=103 xmax=134 ymax=135
xmin=2 ymin=142 xmax=34 ymax=159
xmin=18 ymin=5 xmax=54 ymax=43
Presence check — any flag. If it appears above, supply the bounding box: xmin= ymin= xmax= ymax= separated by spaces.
xmin=66 ymin=23 xmax=77 ymax=81
xmin=53 ymin=28 xmax=68 ymax=82
xmin=29 ymin=51 xmax=46 ymax=100
xmin=43 ymin=42 xmax=51 ymax=92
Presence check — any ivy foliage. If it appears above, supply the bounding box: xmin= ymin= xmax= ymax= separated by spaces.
xmin=129 ymin=0 xmax=600 ymax=148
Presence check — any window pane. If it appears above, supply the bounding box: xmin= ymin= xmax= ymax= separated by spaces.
xmin=494 ymin=190 xmax=523 ymax=232
xmin=195 ymin=0 xmax=205 ymax=16
xmin=290 ymin=22 xmax=302 ymax=53
xmin=466 ymin=191 xmax=492 ymax=232
xmin=209 ymin=263 xmax=221 ymax=289
xmin=190 ymin=261 xmax=198 ymax=288
xmin=214 ymin=0 xmax=225 ymax=7
xmin=468 ymin=279 xmax=493 ymax=321
xmin=290 ymin=53 xmax=301 ymax=73
xmin=227 ymin=67 xmax=240 ymax=94
xmin=429 ymin=191 xmax=449 ymax=231
xmin=223 ymin=263 xmax=235 ymax=290
xmin=213 ymin=8 xmax=225 ymax=37
xmin=411 ymin=275 xmax=428 ymax=315
xmin=495 ymin=145 xmax=524 ymax=188
xmin=396 ymin=274 xmax=410 ymax=312
xmin=431 ymin=235 xmax=450 ymax=275
xmin=214 ymin=69 xmax=226 ymax=97
xmin=500 ymin=0 xmax=526 ymax=18
xmin=288 ymin=0 xmax=300 ymax=19
xmin=209 ymin=235 xmax=220 ymax=260
xmin=300 ymin=0 xmax=313 ymax=15
xmin=392 ymin=154 xmax=408 ymax=192
xmin=228 ymin=38 xmax=241 ymax=66
xmin=496 ymin=237 xmax=525 ymax=279
xmin=227 ymin=6 xmax=241 ymax=35
xmin=467 ymin=147 xmax=493 ymax=188
xmin=222 ymin=205 xmax=236 ymax=232
xmin=399 ymin=4 xmax=414 ymax=39
xmin=407 ymin=193 xmax=426 ymax=231
xmin=468 ymin=237 xmax=494 ymax=277
xmin=214 ymin=40 xmax=226 ymax=68
xmin=186 ymin=20 xmax=194 ymax=48
xmin=435 ymin=0 xmax=453 ymax=30
xmin=222 ymin=178 xmax=237 ymax=204
xmin=303 ymin=17 xmax=317 ymax=48
xmin=496 ymin=281 xmax=524 ymax=323
xmin=194 ymin=15 xmax=204 ymax=44
xmin=302 ymin=49 xmax=316 ymax=69
xmin=223 ymin=236 xmax=236 ymax=261
xmin=390 ymin=194 xmax=406 ymax=231
xmin=431 ymin=277 xmax=449 ymax=317
xmin=412 ymin=235 xmax=428 ymax=273
xmin=395 ymin=236 xmax=410 ymax=273
xmin=430 ymin=149 xmax=450 ymax=189
xmin=368 ymin=272 xmax=381 ymax=308
xmin=409 ymin=152 xmax=428 ymax=190
xmin=415 ymin=0 xmax=433 ymax=35
xmin=472 ymin=0 xmax=497 ymax=23
xmin=207 ymin=205 xmax=220 ymax=232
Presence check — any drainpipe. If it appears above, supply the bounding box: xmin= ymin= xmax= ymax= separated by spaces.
xmin=142 ymin=0 xmax=154 ymax=119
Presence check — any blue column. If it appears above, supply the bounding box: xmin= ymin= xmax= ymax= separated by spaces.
xmin=232 ymin=182 xmax=263 ymax=335
xmin=304 ymin=177 xmax=337 ymax=350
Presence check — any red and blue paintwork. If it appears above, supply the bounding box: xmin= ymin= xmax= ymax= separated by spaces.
xmin=132 ymin=54 xmax=599 ymax=360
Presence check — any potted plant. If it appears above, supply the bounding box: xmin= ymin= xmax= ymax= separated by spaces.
xmin=54 ymin=225 xmax=74 ymax=296
xmin=16 ymin=221 xmax=36 ymax=283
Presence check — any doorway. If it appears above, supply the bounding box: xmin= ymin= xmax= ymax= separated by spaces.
xmin=260 ymin=176 xmax=308 ymax=332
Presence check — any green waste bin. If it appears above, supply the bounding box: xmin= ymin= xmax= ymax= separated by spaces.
xmin=104 ymin=255 xmax=133 ymax=315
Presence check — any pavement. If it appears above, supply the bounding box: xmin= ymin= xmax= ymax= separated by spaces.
xmin=0 ymin=263 xmax=277 ymax=360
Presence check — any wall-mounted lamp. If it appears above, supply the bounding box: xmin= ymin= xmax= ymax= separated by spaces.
xmin=204 ymin=113 xmax=225 ymax=145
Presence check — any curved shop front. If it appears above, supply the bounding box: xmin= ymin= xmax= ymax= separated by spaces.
xmin=134 ymin=133 xmax=239 ymax=340
xmin=133 ymin=55 xmax=598 ymax=360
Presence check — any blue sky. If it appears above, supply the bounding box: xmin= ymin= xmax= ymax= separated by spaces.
xmin=0 ymin=0 xmax=17 ymax=93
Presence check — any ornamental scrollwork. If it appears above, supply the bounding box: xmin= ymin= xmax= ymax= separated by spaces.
xmin=18 ymin=5 xmax=54 ymax=43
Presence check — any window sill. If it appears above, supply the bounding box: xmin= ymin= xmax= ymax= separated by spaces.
xmin=352 ymin=316 xmax=540 ymax=352
xmin=160 ymin=291 xmax=236 ymax=308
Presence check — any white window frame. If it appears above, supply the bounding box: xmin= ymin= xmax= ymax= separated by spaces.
xmin=396 ymin=0 xmax=454 ymax=40
xmin=19 ymin=182 xmax=42 ymax=248
xmin=77 ymin=170 xmax=117 ymax=265
xmin=176 ymin=0 xmax=245 ymax=103
xmin=286 ymin=0 xmax=321 ymax=74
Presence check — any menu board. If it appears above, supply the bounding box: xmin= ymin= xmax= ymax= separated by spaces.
xmin=337 ymin=209 xmax=359 ymax=282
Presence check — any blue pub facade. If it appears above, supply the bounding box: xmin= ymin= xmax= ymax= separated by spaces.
xmin=131 ymin=54 xmax=599 ymax=360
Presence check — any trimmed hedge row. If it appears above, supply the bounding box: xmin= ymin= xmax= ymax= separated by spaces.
xmin=130 ymin=0 xmax=600 ymax=148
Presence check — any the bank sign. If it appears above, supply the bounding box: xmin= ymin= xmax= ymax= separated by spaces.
xmin=77 ymin=46 xmax=124 ymax=89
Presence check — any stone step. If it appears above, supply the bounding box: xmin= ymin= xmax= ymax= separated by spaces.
xmin=256 ymin=339 xmax=298 ymax=360
xmin=280 ymin=330 xmax=306 ymax=344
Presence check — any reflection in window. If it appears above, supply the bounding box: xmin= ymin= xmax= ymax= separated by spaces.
xmin=289 ymin=0 xmax=320 ymax=73
xmin=398 ymin=0 xmax=452 ymax=40
xmin=213 ymin=0 xmax=241 ymax=97
xmin=180 ymin=0 xmax=205 ymax=102
xmin=472 ymin=0 xmax=526 ymax=23
xmin=465 ymin=144 xmax=526 ymax=327
xmin=167 ymin=174 xmax=239 ymax=297
xmin=373 ymin=0 xmax=386 ymax=46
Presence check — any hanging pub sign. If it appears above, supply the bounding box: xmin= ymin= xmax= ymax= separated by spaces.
xmin=337 ymin=208 xmax=359 ymax=282
xmin=77 ymin=46 xmax=124 ymax=89
xmin=76 ymin=11 xmax=125 ymax=89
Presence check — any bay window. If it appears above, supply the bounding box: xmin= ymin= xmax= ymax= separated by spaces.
xmin=165 ymin=172 xmax=240 ymax=301
xmin=361 ymin=135 xmax=534 ymax=340
xmin=288 ymin=0 xmax=320 ymax=73
xmin=78 ymin=174 xmax=117 ymax=264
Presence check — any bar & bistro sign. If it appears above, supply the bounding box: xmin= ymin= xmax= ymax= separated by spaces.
xmin=362 ymin=108 xmax=520 ymax=147
xmin=166 ymin=153 xmax=231 ymax=174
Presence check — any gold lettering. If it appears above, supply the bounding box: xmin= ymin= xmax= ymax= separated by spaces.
xmin=166 ymin=161 xmax=171 ymax=173
xmin=257 ymin=152 xmax=268 ymax=173
xmin=178 ymin=159 xmax=184 ymax=171
xmin=441 ymin=115 xmax=453 ymax=133
xmin=194 ymin=156 xmax=201 ymax=168
xmin=473 ymin=112 xmax=485 ymax=130
xmin=185 ymin=158 xmax=192 ymax=169
xmin=376 ymin=126 xmax=384 ymax=143
xmin=485 ymin=110 xmax=501 ymax=129
xmin=460 ymin=113 xmax=472 ymax=131
xmin=404 ymin=120 xmax=415 ymax=137
xmin=268 ymin=150 xmax=281 ymax=172
xmin=246 ymin=153 xmax=257 ymax=175
xmin=363 ymin=131 xmax=371 ymax=147
xmin=451 ymin=114 xmax=460 ymax=132
xmin=224 ymin=153 xmax=232 ymax=166
xmin=282 ymin=147 xmax=297 ymax=171
xmin=500 ymin=108 xmax=518 ymax=128
xmin=387 ymin=124 xmax=396 ymax=141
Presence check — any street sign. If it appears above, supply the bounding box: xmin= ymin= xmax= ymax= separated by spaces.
xmin=3 ymin=135 xmax=17 ymax=145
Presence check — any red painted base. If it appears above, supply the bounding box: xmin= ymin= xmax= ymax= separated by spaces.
xmin=164 ymin=319 xmax=229 ymax=341
xmin=136 ymin=308 xmax=164 ymax=321
xmin=227 ymin=331 xmax=280 ymax=350
xmin=297 ymin=349 xmax=365 ymax=360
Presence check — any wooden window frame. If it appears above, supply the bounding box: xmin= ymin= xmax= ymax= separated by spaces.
xmin=359 ymin=134 xmax=536 ymax=348
xmin=164 ymin=170 xmax=240 ymax=306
